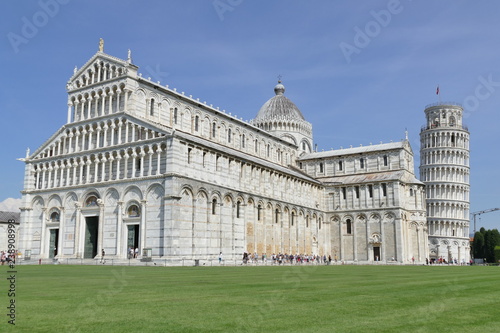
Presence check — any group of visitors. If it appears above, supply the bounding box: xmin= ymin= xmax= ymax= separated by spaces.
xmin=0 ymin=251 xmax=15 ymax=265
xmin=427 ymin=257 xmax=467 ymax=265
xmin=241 ymin=252 xmax=333 ymax=265
xmin=127 ymin=247 xmax=139 ymax=259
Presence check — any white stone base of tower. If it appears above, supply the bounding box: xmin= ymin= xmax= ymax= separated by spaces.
xmin=428 ymin=236 xmax=470 ymax=264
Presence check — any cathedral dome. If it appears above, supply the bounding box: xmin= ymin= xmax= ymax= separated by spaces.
xmin=254 ymin=81 xmax=305 ymax=122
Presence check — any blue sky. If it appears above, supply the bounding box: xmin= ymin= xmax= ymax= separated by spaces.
xmin=1 ymin=0 xmax=499 ymax=231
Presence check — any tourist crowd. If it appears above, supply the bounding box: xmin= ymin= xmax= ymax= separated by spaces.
xmin=241 ymin=252 xmax=333 ymax=265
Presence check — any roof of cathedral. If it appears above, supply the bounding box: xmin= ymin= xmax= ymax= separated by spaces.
xmin=253 ymin=81 xmax=305 ymax=122
xmin=319 ymin=170 xmax=424 ymax=185
xmin=0 ymin=211 xmax=20 ymax=223
xmin=176 ymin=130 xmax=320 ymax=184
xmin=299 ymin=141 xmax=408 ymax=159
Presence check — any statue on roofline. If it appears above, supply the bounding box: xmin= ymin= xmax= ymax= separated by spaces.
xmin=99 ymin=38 xmax=104 ymax=52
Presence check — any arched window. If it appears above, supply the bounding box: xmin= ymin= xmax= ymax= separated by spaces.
xmin=410 ymin=188 xmax=414 ymax=196
xmin=257 ymin=205 xmax=262 ymax=221
xmin=339 ymin=160 xmax=343 ymax=171
xmin=306 ymin=216 xmax=309 ymax=228
xmin=50 ymin=211 xmax=60 ymax=222
xmin=194 ymin=115 xmax=199 ymax=132
xmin=128 ymin=204 xmax=140 ymax=217
xmin=215 ymin=155 xmax=221 ymax=171
xmin=319 ymin=162 xmax=324 ymax=173
xmin=85 ymin=195 xmax=98 ymax=207
xmin=173 ymin=108 xmax=178 ymax=124
xmin=212 ymin=199 xmax=217 ymax=215
xmin=236 ymin=201 xmax=241 ymax=218
xmin=150 ymin=98 xmax=155 ymax=116
xmin=291 ymin=212 xmax=295 ymax=226
xmin=136 ymin=157 xmax=141 ymax=171
xmin=275 ymin=209 xmax=280 ymax=224
xmin=346 ymin=219 xmax=352 ymax=234
xmin=212 ymin=122 xmax=216 ymax=138
xmin=449 ymin=116 xmax=456 ymax=127
xmin=241 ymin=134 xmax=245 ymax=148
xmin=319 ymin=218 xmax=322 ymax=230
xmin=228 ymin=128 xmax=232 ymax=143
xmin=383 ymin=155 xmax=388 ymax=166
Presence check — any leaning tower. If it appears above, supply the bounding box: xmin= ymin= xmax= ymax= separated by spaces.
xmin=420 ymin=103 xmax=470 ymax=264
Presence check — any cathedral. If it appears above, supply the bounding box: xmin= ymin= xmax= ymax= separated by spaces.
xmin=18 ymin=43 xmax=470 ymax=264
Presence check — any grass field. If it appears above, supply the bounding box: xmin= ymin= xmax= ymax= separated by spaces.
xmin=1 ymin=264 xmax=500 ymax=332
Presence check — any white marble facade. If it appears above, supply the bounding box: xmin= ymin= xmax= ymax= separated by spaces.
xmin=420 ymin=104 xmax=470 ymax=264
xmin=19 ymin=47 xmax=430 ymax=264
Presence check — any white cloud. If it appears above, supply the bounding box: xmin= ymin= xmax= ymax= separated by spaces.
xmin=0 ymin=198 xmax=22 ymax=212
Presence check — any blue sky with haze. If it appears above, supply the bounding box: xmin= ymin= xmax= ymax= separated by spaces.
xmin=1 ymin=0 xmax=499 ymax=231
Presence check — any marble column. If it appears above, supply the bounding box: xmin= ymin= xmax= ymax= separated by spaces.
xmin=74 ymin=203 xmax=82 ymax=258
xmin=116 ymin=201 xmax=123 ymax=257
xmin=140 ymin=200 xmax=147 ymax=255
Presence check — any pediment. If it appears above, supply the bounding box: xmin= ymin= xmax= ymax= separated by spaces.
xmin=402 ymin=139 xmax=413 ymax=155
xmin=66 ymin=52 xmax=137 ymax=92
xmin=28 ymin=125 xmax=69 ymax=161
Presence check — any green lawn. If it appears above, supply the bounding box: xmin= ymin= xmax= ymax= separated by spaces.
xmin=1 ymin=264 xmax=500 ymax=332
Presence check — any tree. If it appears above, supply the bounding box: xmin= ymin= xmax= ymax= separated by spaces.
xmin=473 ymin=228 xmax=500 ymax=263
xmin=473 ymin=231 xmax=485 ymax=259
xmin=484 ymin=229 xmax=500 ymax=263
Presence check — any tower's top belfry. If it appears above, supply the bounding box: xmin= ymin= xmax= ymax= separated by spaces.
xmin=422 ymin=102 xmax=466 ymax=131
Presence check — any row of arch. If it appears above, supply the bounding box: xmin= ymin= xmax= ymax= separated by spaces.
xmin=420 ymin=166 xmax=469 ymax=183
xmin=34 ymin=118 xmax=163 ymax=160
xmin=178 ymin=185 xmax=327 ymax=256
xmin=426 ymin=202 xmax=469 ymax=220
xmin=420 ymin=131 xmax=469 ymax=149
xmin=181 ymin=142 xmax=322 ymax=208
xmin=300 ymin=152 xmax=396 ymax=177
xmin=425 ymin=184 xmax=469 ymax=202
xmin=34 ymin=182 xmax=327 ymax=257
xmin=328 ymin=212 xmax=428 ymax=262
xmin=420 ymin=150 xmax=469 ymax=166
xmin=31 ymin=143 xmax=167 ymax=190
xmin=73 ymin=60 xmax=126 ymax=89
xmin=428 ymin=220 xmax=469 ymax=238
xmin=252 ymin=119 xmax=313 ymax=137
xmin=70 ymin=83 xmax=128 ymax=122
xmin=37 ymin=185 xmax=160 ymax=212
